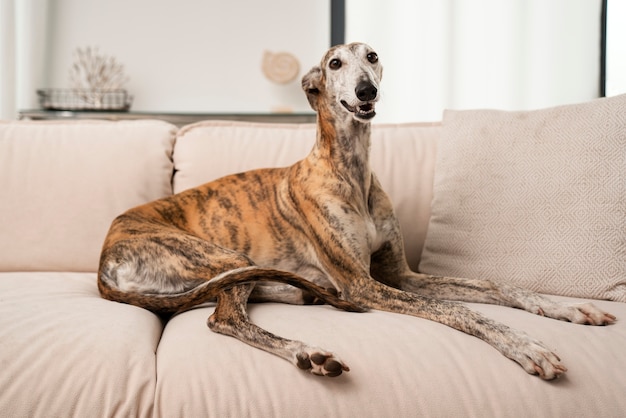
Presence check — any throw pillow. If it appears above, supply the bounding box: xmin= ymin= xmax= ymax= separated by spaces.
xmin=419 ymin=94 xmax=626 ymax=302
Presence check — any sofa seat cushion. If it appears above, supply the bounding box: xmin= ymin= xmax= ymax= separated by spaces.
xmin=154 ymin=298 xmax=626 ymax=417
xmin=0 ymin=272 xmax=163 ymax=418
xmin=420 ymin=94 xmax=626 ymax=302
xmin=172 ymin=121 xmax=440 ymax=270
xmin=0 ymin=120 xmax=177 ymax=272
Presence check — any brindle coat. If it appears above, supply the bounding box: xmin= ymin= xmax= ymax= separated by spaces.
xmin=99 ymin=43 xmax=615 ymax=379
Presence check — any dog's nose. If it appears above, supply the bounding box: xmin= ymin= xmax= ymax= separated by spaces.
xmin=356 ymin=81 xmax=377 ymax=102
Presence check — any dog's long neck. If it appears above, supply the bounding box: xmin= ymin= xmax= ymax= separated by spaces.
xmin=308 ymin=101 xmax=372 ymax=201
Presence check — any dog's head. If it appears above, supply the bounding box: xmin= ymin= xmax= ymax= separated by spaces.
xmin=302 ymin=43 xmax=383 ymax=122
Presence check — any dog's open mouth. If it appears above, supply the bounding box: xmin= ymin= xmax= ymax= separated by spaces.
xmin=341 ymin=100 xmax=376 ymax=120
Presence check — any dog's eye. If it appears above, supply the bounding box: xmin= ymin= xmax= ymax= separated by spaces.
xmin=367 ymin=52 xmax=378 ymax=64
xmin=329 ymin=59 xmax=342 ymax=70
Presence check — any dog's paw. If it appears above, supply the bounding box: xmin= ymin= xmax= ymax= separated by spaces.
xmin=295 ymin=349 xmax=349 ymax=377
xmin=508 ymin=335 xmax=567 ymax=380
xmin=541 ymin=302 xmax=617 ymax=326
xmin=567 ymin=303 xmax=616 ymax=325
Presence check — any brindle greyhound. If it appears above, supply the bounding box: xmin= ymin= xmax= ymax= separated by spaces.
xmin=98 ymin=43 xmax=616 ymax=379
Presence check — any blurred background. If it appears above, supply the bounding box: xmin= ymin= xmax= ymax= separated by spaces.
xmin=1 ymin=0 xmax=624 ymax=122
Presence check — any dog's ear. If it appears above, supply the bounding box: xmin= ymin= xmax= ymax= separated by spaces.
xmin=301 ymin=66 xmax=322 ymax=111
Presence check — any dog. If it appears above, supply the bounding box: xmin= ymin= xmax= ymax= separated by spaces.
xmin=98 ymin=42 xmax=616 ymax=379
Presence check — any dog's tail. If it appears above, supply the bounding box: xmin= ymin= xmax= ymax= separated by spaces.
xmin=98 ymin=266 xmax=366 ymax=314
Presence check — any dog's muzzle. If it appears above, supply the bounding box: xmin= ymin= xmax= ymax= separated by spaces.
xmin=341 ymin=80 xmax=378 ymax=120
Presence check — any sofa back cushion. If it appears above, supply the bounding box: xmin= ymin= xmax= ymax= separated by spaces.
xmin=0 ymin=120 xmax=176 ymax=272
xmin=173 ymin=121 xmax=440 ymax=270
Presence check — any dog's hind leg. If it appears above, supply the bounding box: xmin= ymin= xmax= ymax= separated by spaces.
xmin=99 ymin=215 xmax=360 ymax=315
xmin=208 ymin=285 xmax=350 ymax=377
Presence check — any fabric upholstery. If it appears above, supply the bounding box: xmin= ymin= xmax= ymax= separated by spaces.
xmin=0 ymin=272 xmax=162 ymax=418
xmin=154 ymin=297 xmax=626 ymax=418
xmin=0 ymin=120 xmax=177 ymax=272
xmin=420 ymin=94 xmax=626 ymax=302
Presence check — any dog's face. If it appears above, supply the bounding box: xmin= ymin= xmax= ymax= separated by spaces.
xmin=302 ymin=43 xmax=383 ymax=122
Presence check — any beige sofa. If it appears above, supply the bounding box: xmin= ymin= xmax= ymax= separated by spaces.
xmin=1 ymin=97 xmax=625 ymax=417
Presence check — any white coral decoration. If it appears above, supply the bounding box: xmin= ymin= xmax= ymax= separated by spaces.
xmin=69 ymin=46 xmax=128 ymax=91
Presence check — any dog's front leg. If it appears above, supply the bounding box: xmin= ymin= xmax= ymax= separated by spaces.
xmin=208 ymin=285 xmax=350 ymax=377
xmin=365 ymin=178 xmax=616 ymax=326
xmin=344 ymin=276 xmax=568 ymax=380
xmin=395 ymin=273 xmax=617 ymax=325
xmin=313 ymin=197 xmax=564 ymax=379
xmin=371 ymin=237 xmax=615 ymax=326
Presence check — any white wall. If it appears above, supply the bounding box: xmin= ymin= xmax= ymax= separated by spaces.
xmin=1 ymin=0 xmax=50 ymax=119
xmin=44 ymin=0 xmax=330 ymax=113
xmin=606 ymin=0 xmax=626 ymax=96
xmin=346 ymin=0 xmax=603 ymax=123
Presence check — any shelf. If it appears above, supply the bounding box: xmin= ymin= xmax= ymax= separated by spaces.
xmin=18 ymin=110 xmax=317 ymax=126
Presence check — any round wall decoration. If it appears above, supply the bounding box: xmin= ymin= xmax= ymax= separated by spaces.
xmin=262 ymin=51 xmax=300 ymax=84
